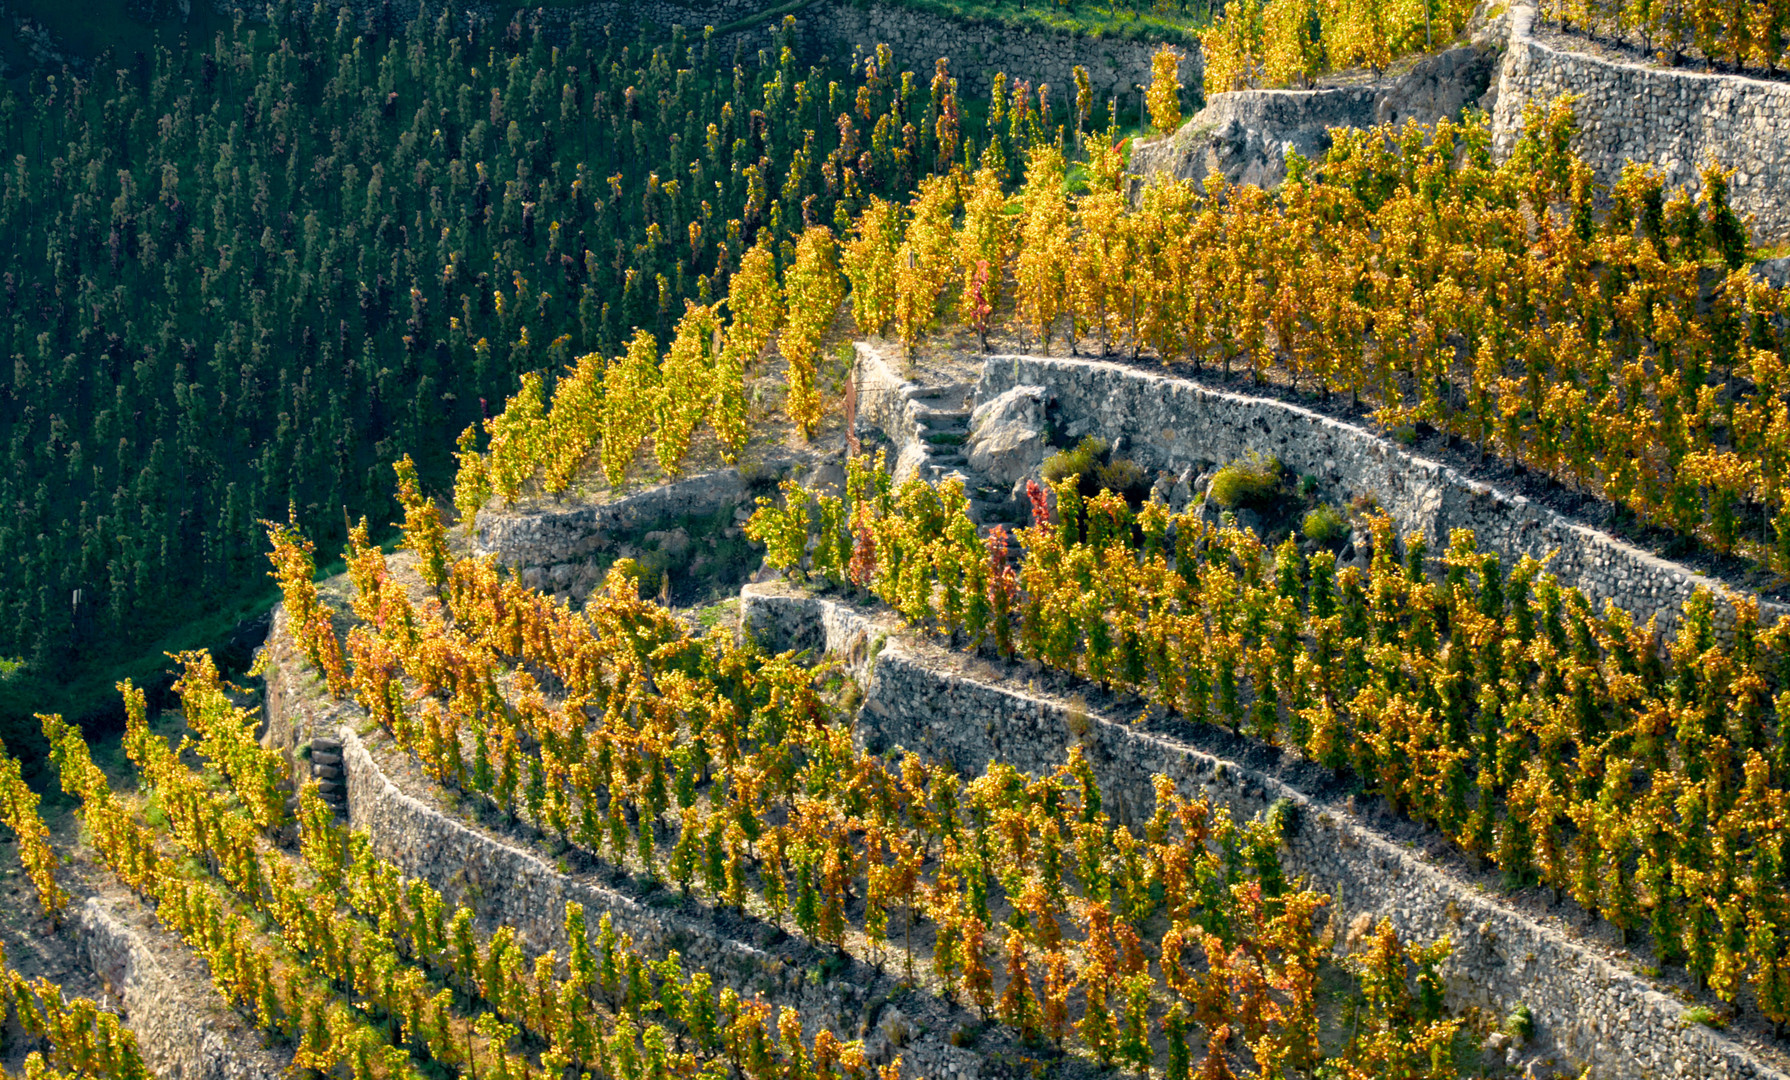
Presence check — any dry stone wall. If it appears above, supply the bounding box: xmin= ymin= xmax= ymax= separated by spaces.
xmin=258 ymin=607 xmax=1064 ymax=1080
xmin=472 ymin=468 xmax=751 ymax=601
xmin=1489 ymin=4 xmax=1790 ymax=242
xmin=740 ymin=581 xmax=1787 ymax=1080
xmin=977 ymin=353 xmax=1783 ymax=635
xmin=71 ymin=894 xmax=290 ymax=1080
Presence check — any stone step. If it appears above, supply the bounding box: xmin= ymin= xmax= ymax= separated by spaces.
xmin=907 ymin=382 xmax=972 ymax=403
xmin=915 ymin=409 xmax=970 ymax=429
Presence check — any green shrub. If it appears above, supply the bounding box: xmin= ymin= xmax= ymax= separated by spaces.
xmin=1266 ymin=796 xmax=1300 ymax=839
xmin=1209 ymin=453 xmax=1281 ymax=509
xmin=1503 ymin=1004 xmax=1534 ymax=1042
xmin=1041 ymin=436 xmax=1108 ymax=486
xmin=1042 ymin=435 xmax=1152 ymax=501
xmin=1095 ymin=457 xmax=1147 ymax=498
xmin=611 ymin=557 xmax=652 ymax=597
xmin=1302 ymin=504 xmax=1348 ymax=545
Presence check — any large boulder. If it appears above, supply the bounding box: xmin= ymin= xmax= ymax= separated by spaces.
xmin=1129 ymin=87 xmax=1379 ymax=190
xmin=966 ymin=385 xmax=1049 ymax=488
xmin=1129 ymin=46 xmax=1497 ymax=191
xmin=1375 ymin=46 xmax=1498 ymax=127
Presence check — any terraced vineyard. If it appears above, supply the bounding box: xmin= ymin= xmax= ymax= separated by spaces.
xmin=12 ymin=0 xmax=1790 ymax=1078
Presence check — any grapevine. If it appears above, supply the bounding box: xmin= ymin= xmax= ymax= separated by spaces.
xmin=253 ymin=505 xmax=1477 ymax=1078
xmin=0 ymin=739 xmax=67 ymax=922
xmin=761 ymin=456 xmax=1790 ymax=1024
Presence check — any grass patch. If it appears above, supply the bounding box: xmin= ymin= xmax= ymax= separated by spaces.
xmin=1042 ymin=436 xmax=1107 ymax=486
xmin=711 ymin=0 xmax=818 ymax=38
xmin=1505 ymin=1003 xmax=1534 ymax=1041
xmin=1681 ymin=1004 xmax=1723 ymax=1029
xmin=602 ymin=504 xmax=764 ymax=609
xmin=695 ymin=597 xmax=742 ymax=632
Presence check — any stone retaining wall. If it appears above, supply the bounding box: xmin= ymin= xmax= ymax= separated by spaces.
xmin=854 ymin=340 xmax=976 ymax=484
xmin=740 ymin=581 xmax=1786 ymax=1080
xmin=977 ymin=353 xmax=1782 ymax=635
xmin=258 ymin=607 xmax=1041 ymax=1080
xmin=71 ymin=894 xmax=289 ymax=1080
xmin=1490 ymin=4 xmax=1790 ymax=242
xmin=472 ymin=469 xmax=751 ymax=601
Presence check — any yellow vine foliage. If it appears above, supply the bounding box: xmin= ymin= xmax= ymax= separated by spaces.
xmin=601 ymin=330 xmax=660 ymax=488
xmin=842 ymin=197 xmax=901 ymax=336
xmin=452 ymin=423 xmax=491 ymax=527
xmin=541 ymin=352 xmax=605 ymax=496
xmin=724 ymin=240 xmax=783 ymax=371
xmin=1202 ymin=0 xmax=1264 ymax=95
xmin=484 ymin=372 xmax=547 ymax=504
xmin=395 ymin=454 xmax=451 ymax=593
xmin=1145 ymin=47 xmax=1184 ymax=134
xmin=956 ymin=164 xmax=1010 ymax=322
xmin=0 ymin=741 xmax=67 ymax=922
xmin=893 ymin=173 xmax=960 ymax=357
xmin=781 ymin=226 xmax=844 ymax=440
xmin=1263 ymin=0 xmax=1325 ymax=87
xmin=1013 ymin=144 xmax=1071 ymax=351
xmin=656 ymin=302 xmax=719 ymax=478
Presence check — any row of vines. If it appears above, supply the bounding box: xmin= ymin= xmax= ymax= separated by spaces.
xmin=467 ymin=87 xmax=1790 ymax=578
xmin=754 ymin=453 xmax=1790 ymax=1024
xmin=1201 ymin=0 xmax=1477 ymax=93
xmin=247 ymin=465 xmax=1478 ymax=1079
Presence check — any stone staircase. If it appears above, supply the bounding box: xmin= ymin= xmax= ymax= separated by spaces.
xmin=852 ymin=342 xmax=1026 ymax=524
xmin=307 ymin=735 xmax=347 ymax=813
xmin=906 ymin=384 xmax=973 ymax=480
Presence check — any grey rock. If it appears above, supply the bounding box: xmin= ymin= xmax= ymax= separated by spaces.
xmin=1375 ymin=46 xmax=1497 ymax=127
xmin=891 ymin=439 xmax=933 ymax=486
xmin=1130 ymin=86 xmax=1380 ymax=190
xmin=1149 ymin=473 xmax=1176 ymax=506
xmin=1755 ymin=256 xmax=1790 ymax=289
xmin=965 ymin=384 xmax=1048 ymax=487
xmin=1129 ymin=46 xmax=1492 ymax=192
xmin=643 ymin=527 xmax=691 ymax=557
